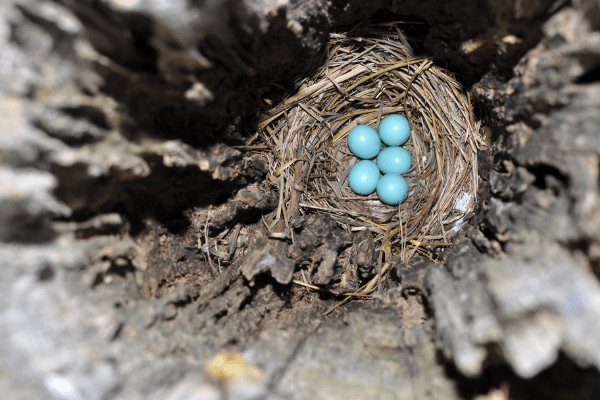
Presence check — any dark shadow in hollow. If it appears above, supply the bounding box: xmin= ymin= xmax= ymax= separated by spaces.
xmin=441 ymin=351 xmax=600 ymax=400
xmin=51 ymin=152 xmax=263 ymax=235
xmin=576 ymin=65 xmax=600 ymax=84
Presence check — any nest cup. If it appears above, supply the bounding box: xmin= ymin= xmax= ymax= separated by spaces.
xmin=257 ymin=23 xmax=483 ymax=274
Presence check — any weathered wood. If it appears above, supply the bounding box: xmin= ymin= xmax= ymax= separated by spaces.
xmin=2 ymin=0 xmax=600 ymax=398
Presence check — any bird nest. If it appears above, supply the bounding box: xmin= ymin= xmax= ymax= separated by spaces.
xmin=256 ymin=23 xmax=483 ymax=284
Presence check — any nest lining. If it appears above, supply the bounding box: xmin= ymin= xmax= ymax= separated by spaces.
xmin=256 ymin=23 xmax=483 ymax=286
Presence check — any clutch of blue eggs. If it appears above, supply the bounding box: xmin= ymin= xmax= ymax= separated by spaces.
xmin=347 ymin=114 xmax=412 ymax=205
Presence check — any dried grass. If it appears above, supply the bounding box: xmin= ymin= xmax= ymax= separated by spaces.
xmin=255 ymin=23 xmax=483 ymax=307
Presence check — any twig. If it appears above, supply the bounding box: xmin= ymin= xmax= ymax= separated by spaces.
xmin=204 ymin=207 xmax=217 ymax=275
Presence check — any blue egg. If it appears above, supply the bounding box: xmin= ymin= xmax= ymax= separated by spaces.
xmin=348 ymin=160 xmax=380 ymax=195
xmin=347 ymin=125 xmax=381 ymax=159
xmin=376 ymin=147 xmax=412 ymax=175
xmin=378 ymin=114 xmax=411 ymax=146
xmin=377 ymin=174 xmax=409 ymax=205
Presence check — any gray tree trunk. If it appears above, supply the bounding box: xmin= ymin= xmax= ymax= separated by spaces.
xmin=2 ymin=0 xmax=600 ymax=399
